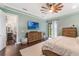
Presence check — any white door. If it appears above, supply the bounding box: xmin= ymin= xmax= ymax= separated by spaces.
xmin=0 ymin=14 xmax=6 ymax=51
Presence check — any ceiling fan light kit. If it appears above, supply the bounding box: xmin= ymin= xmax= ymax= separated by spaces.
xmin=49 ymin=10 xmax=53 ymax=12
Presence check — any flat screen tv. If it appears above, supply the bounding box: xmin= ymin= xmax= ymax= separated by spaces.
xmin=27 ymin=21 xmax=39 ymax=29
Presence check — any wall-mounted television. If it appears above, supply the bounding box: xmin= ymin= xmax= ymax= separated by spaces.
xmin=27 ymin=21 xmax=39 ymax=29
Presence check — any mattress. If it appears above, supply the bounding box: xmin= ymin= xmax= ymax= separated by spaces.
xmin=42 ymin=36 xmax=79 ymax=56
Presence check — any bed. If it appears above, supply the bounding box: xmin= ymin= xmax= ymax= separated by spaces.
xmin=42 ymin=36 xmax=79 ymax=56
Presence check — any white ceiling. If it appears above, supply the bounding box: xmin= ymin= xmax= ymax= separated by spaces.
xmin=2 ymin=3 xmax=79 ymax=20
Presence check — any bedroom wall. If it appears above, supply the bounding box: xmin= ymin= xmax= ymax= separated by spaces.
xmin=18 ymin=14 xmax=48 ymax=42
xmin=0 ymin=7 xmax=48 ymax=43
xmin=57 ymin=13 xmax=79 ymax=36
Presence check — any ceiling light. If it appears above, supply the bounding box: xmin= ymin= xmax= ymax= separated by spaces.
xmin=72 ymin=5 xmax=77 ymax=9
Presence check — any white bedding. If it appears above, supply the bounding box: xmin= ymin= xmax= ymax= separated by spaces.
xmin=42 ymin=36 xmax=79 ymax=56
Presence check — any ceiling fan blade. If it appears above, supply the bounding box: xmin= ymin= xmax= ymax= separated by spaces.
xmin=22 ymin=8 xmax=28 ymax=11
xmin=55 ymin=3 xmax=62 ymax=7
xmin=41 ymin=6 xmax=48 ymax=9
xmin=41 ymin=12 xmax=45 ymax=13
xmin=46 ymin=3 xmax=50 ymax=7
xmin=41 ymin=10 xmax=46 ymax=12
xmin=40 ymin=10 xmax=45 ymax=11
xmin=40 ymin=9 xmax=48 ymax=12
xmin=56 ymin=9 xmax=62 ymax=11
xmin=58 ymin=5 xmax=64 ymax=8
xmin=55 ymin=6 xmax=63 ymax=10
xmin=41 ymin=12 xmax=47 ymax=14
xmin=52 ymin=3 xmax=56 ymax=5
xmin=46 ymin=3 xmax=52 ymax=9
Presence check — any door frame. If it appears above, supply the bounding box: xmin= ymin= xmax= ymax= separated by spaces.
xmin=6 ymin=13 xmax=19 ymax=44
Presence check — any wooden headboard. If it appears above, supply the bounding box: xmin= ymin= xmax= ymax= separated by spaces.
xmin=62 ymin=27 xmax=77 ymax=37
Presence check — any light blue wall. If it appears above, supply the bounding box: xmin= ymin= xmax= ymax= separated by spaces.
xmin=0 ymin=7 xmax=48 ymax=42
xmin=18 ymin=14 xmax=47 ymax=42
xmin=57 ymin=13 xmax=79 ymax=36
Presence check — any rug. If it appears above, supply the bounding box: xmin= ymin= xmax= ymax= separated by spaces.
xmin=20 ymin=41 xmax=45 ymax=56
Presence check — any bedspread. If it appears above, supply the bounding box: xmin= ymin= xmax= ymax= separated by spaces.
xmin=42 ymin=36 xmax=79 ymax=56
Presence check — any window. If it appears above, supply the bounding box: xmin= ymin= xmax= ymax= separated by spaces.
xmin=51 ymin=21 xmax=58 ymax=38
xmin=54 ymin=21 xmax=57 ymax=37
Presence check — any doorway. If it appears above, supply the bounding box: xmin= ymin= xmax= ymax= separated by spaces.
xmin=6 ymin=14 xmax=18 ymax=45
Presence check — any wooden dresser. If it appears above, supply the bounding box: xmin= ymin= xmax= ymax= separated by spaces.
xmin=62 ymin=27 xmax=77 ymax=37
xmin=27 ymin=31 xmax=42 ymax=43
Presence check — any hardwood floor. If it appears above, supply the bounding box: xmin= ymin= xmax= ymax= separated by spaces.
xmin=0 ymin=39 xmax=45 ymax=56
xmin=20 ymin=39 xmax=45 ymax=49
xmin=5 ymin=45 xmax=21 ymax=56
xmin=0 ymin=48 xmax=5 ymax=56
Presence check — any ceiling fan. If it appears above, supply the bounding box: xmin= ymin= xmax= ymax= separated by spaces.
xmin=40 ymin=3 xmax=64 ymax=14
